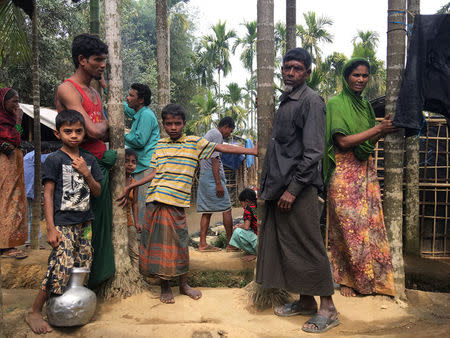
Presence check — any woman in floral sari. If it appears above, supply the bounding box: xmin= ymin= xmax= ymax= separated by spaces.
xmin=0 ymin=88 xmax=27 ymax=259
xmin=323 ymin=58 xmax=396 ymax=297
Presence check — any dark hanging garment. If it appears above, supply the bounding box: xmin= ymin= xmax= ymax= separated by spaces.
xmin=394 ymin=15 xmax=450 ymax=130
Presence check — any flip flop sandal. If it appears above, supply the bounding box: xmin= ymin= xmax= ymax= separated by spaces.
xmin=302 ymin=314 xmax=340 ymax=333
xmin=1 ymin=249 xmax=28 ymax=259
xmin=274 ymin=301 xmax=317 ymax=317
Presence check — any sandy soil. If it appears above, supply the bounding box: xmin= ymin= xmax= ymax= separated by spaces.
xmin=4 ymin=286 xmax=450 ymax=337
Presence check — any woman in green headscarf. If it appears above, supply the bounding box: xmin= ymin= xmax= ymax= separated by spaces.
xmin=324 ymin=58 xmax=396 ymax=297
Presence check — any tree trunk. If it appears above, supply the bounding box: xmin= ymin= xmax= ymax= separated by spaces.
xmin=247 ymin=0 xmax=290 ymax=309
xmin=156 ymin=0 xmax=170 ymax=130
xmin=90 ymin=0 xmax=101 ymax=94
xmin=102 ymin=0 xmax=143 ymax=299
xmin=31 ymin=0 xmax=41 ymax=250
xmin=285 ymin=0 xmax=296 ymax=51
xmin=404 ymin=0 xmax=420 ymax=257
xmin=0 ymin=260 xmax=2 ymax=337
xmin=90 ymin=0 xmax=100 ymax=36
xmin=384 ymin=0 xmax=406 ymax=300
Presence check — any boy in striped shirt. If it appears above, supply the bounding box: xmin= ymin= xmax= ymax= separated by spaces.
xmin=118 ymin=103 xmax=257 ymax=303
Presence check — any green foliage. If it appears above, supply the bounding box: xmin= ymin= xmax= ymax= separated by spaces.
xmin=0 ymin=0 xmax=31 ymax=74
xmin=297 ymin=11 xmax=333 ymax=66
xmin=437 ymin=2 xmax=450 ymax=14
xmin=1 ymin=0 xmax=89 ymax=106
xmin=188 ymin=89 xmax=218 ymax=135
xmin=351 ymin=30 xmax=385 ymax=100
xmin=187 ymin=270 xmax=253 ymax=288
xmin=213 ymin=231 xmax=228 ymax=249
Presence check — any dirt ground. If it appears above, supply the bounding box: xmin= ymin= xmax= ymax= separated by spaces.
xmin=3 ymin=286 xmax=450 ymax=337
xmin=2 ymin=215 xmax=450 ymax=337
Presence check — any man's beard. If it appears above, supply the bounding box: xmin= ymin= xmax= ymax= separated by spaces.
xmin=283 ymin=84 xmax=294 ymax=93
xmin=93 ymin=74 xmax=101 ymax=81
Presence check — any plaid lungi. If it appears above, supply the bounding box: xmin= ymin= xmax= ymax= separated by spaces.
xmin=140 ymin=202 xmax=189 ymax=279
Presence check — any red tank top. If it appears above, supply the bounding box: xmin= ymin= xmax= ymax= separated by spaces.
xmin=60 ymin=79 xmax=106 ymax=159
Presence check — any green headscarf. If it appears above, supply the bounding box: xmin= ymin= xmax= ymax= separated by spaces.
xmin=323 ymin=57 xmax=376 ymax=186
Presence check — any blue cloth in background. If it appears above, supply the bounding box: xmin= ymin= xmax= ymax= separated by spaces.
xmin=245 ymin=139 xmax=255 ymax=168
xmin=221 ymin=152 xmax=245 ymax=170
xmin=23 ymin=151 xmax=51 ymax=199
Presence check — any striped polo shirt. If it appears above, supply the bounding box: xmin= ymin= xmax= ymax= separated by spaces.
xmin=146 ymin=135 xmax=217 ymax=207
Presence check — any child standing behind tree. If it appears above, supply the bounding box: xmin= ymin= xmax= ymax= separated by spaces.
xmin=229 ymin=188 xmax=258 ymax=262
xmin=26 ymin=110 xmax=103 ymax=334
xmin=124 ymin=148 xmax=140 ymax=268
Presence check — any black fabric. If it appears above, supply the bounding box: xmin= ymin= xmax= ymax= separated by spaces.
xmin=42 ymin=149 xmax=103 ymax=225
xmin=395 ymin=15 xmax=450 ymax=130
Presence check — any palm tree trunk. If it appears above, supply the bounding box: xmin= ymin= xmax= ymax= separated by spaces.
xmin=247 ymin=0 xmax=290 ymax=309
xmin=30 ymin=0 xmax=41 ymax=250
xmin=250 ymin=69 xmax=255 ymax=133
xmin=404 ymin=0 xmax=420 ymax=257
xmin=0 ymin=259 xmax=2 ymax=336
xmin=384 ymin=0 xmax=406 ymax=300
xmin=156 ymin=0 xmax=170 ymax=129
xmin=285 ymin=0 xmax=296 ymax=51
xmin=102 ymin=0 xmax=143 ymax=299
xmin=89 ymin=0 xmax=100 ymax=36
xmin=89 ymin=0 xmax=101 ymax=94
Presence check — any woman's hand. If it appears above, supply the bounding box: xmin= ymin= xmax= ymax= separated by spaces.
xmin=377 ymin=113 xmax=398 ymax=136
xmin=14 ymin=106 xmax=24 ymax=125
xmin=116 ymin=186 xmax=131 ymax=208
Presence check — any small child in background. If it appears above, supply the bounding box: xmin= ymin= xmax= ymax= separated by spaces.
xmin=229 ymin=188 xmax=258 ymax=262
xmin=125 ymin=148 xmax=140 ymax=268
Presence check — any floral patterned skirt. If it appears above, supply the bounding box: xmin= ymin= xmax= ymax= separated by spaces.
xmin=0 ymin=149 xmax=27 ymax=249
xmin=328 ymin=151 xmax=395 ymax=296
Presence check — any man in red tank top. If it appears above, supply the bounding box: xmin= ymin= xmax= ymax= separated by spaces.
xmin=55 ymin=34 xmax=116 ymax=291
xmin=56 ymin=33 xmax=108 ymax=159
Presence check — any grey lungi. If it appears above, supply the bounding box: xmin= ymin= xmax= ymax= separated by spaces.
xmin=256 ymin=185 xmax=334 ymax=296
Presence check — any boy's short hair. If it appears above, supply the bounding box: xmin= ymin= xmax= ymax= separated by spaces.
xmin=72 ymin=33 xmax=108 ymax=69
xmin=56 ymin=110 xmax=86 ymax=131
xmin=218 ymin=116 xmax=235 ymax=129
xmin=125 ymin=148 xmax=138 ymax=160
xmin=162 ymin=103 xmax=186 ymax=122
xmin=239 ymin=188 xmax=257 ymax=203
xmin=131 ymin=83 xmax=152 ymax=106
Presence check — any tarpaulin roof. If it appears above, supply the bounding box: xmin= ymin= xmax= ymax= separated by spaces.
xmin=20 ymin=103 xmax=57 ymax=130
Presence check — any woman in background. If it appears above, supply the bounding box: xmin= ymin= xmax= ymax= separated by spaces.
xmin=0 ymin=88 xmax=27 ymax=259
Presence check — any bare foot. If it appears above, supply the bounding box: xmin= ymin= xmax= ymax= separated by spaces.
xmin=198 ymin=244 xmax=221 ymax=252
xmin=240 ymin=255 xmax=256 ymax=262
xmin=160 ymin=282 xmax=175 ymax=304
xmin=26 ymin=311 xmax=53 ymax=334
xmin=180 ymin=283 xmax=202 ymax=300
xmin=340 ymin=286 xmax=356 ymax=297
xmin=226 ymin=245 xmax=240 ymax=252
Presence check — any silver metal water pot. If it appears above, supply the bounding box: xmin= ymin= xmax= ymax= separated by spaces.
xmin=46 ymin=267 xmax=97 ymax=327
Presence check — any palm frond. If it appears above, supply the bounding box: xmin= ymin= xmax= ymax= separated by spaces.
xmin=0 ymin=1 xmax=31 ymax=66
